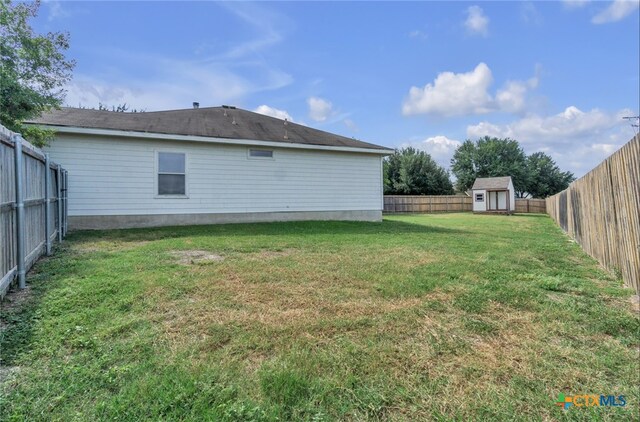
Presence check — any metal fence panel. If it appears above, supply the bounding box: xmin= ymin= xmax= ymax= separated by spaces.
xmin=0 ymin=125 xmax=67 ymax=297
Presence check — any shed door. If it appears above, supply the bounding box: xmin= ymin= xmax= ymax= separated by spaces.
xmin=488 ymin=191 xmax=497 ymax=210
xmin=497 ymin=191 xmax=507 ymax=209
xmin=487 ymin=191 xmax=507 ymax=210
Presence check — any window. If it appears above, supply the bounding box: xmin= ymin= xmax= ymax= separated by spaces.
xmin=248 ymin=148 xmax=273 ymax=159
xmin=475 ymin=193 xmax=484 ymax=202
xmin=158 ymin=152 xmax=186 ymax=195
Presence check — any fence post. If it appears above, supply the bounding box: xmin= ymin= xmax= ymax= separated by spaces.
xmin=13 ymin=134 xmax=26 ymax=289
xmin=63 ymin=170 xmax=68 ymax=236
xmin=45 ymin=154 xmax=52 ymax=255
xmin=56 ymin=165 xmax=62 ymax=242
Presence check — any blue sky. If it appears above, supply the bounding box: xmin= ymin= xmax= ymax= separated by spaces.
xmin=36 ymin=0 xmax=639 ymax=177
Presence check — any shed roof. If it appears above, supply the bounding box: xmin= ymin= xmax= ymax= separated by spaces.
xmin=26 ymin=106 xmax=390 ymax=152
xmin=472 ymin=176 xmax=513 ymax=190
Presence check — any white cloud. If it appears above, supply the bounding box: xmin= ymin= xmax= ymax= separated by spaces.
xmin=562 ymin=0 xmax=590 ymax=9
xmin=343 ymin=119 xmax=358 ymax=131
xmin=409 ymin=30 xmax=428 ymax=40
xmin=466 ymin=106 xmax=636 ymax=176
xmin=63 ymin=2 xmax=293 ymax=111
xmin=467 ymin=106 xmax=630 ymax=141
xmin=401 ymin=135 xmax=461 ymax=168
xmin=496 ymin=74 xmax=539 ymax=113
xmin=63 ymin=51 xmax=290 ymax=111
xmin=254 ymin=105 xmax=293 ymax=121
xmin=403 ymin=63 xmax=493 ymax=116
xmin=465 ymin=6 xmax=489 ymax=36
xmin=521 ymin=2 xmax=543 ymax=25
xmin=44 ymin=0 xmax=71 ymax=21
xmin=307 ymin=97 xmax=333 ymax=122
xmin=402 ymin=63 xmax=540 ymax=117
xmin=64 ymin=61 xmax=251 ymax=111
xmin=592 ymin=0 xmax=639 ymax=24
xmin=495 ymin=81 xmax=529 ymax=114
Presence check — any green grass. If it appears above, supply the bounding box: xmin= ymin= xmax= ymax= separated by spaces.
xmin=1 ymin=213 xmax=638 ymax=421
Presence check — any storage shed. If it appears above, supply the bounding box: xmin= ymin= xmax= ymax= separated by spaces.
xmin=471 ymin=176 xmax=515 ymax=214
xmin=27 ymin=106 xmax=392 ymax=230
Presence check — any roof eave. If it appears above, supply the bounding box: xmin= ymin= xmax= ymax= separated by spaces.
xmin=29 ymin=124 xmax=393 ymax=155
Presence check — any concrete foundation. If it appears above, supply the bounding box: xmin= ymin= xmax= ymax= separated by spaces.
xmin=69 ymin=210 xmax=383 ymax=230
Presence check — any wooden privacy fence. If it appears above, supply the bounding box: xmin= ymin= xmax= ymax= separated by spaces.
xmin=384 ymin=196 xmax=546 ymax=214
xmin=384 ymin=195 xmax=471 ymax=213
xmin=1 ymin=125 xmax=68 ymax=298
xmin=546 ymin=135 xmax=640 ymax=294
xmin=515 ymin=199 xmax=546 ymax=213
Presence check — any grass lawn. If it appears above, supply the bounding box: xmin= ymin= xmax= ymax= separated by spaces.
xmin=1 ymin=213 xmax=638 ymax=421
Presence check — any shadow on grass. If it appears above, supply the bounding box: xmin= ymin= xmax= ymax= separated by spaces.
xmin=1 ymin=269 xmax=54 ymax=367
xmin=66 ymin=219 xmax=469 ymax=245
xmin=512 ymin=213 xmax=549 ymax=218
xmin=0 ymin=244 xmax=103 ymax=367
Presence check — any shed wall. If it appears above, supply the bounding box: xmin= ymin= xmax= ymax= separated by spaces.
xmin=472 ymin=189 xmax=487 ymax=212
xmin=508 ymin=180 xmax=516 ymax=211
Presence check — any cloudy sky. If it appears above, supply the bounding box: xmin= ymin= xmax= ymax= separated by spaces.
xmin=36 ymin=0 xmax=639 ymax=177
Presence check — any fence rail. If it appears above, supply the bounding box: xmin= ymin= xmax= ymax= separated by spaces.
xmin=384 ymin=196 xmax=546 ymax=214
xmin=546 ymin=135 xmax=639 ymax=294
xmin=1 ymin=125 xmax=68 ymax=298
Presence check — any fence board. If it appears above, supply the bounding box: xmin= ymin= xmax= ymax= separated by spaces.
xmin=0 ymin=125 xmax=67 ymax=297
xmin=546 ymin=135 xmax=639 ymax=294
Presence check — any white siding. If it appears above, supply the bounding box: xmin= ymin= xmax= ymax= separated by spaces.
xmin=45 ymin=134 xmax=383 ymax=216
xmin=508 ymin=179 xmax=516 ymax=211
xmin=472 ymin=189 xmax=487 ymax=212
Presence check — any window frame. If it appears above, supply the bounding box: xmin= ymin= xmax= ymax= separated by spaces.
xmin=475 ymin=192 xmax=484 ymax=202
xmin=247 ymin=148 xmax=275 ymax=160
xmin=155 ymin=150 xmax=189 ymax=198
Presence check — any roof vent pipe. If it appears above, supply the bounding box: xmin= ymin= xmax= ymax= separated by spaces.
xmin=193 ymin=102 xmax=199 ymax=109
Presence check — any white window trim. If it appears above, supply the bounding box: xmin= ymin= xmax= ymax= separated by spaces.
xmin=247 ymin=148 xmax=275 ymax=160
xmin=154 ymin=150 xmax=189 ymax=199
xmin=475 ymin=193 xmax=484 ymax=202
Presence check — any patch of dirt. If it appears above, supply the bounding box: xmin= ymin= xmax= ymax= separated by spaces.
xmin=1 ymin=286 xmax=33 ymax=315
xmin=73 ymin=240 xmax=151 ymax=253
xmin=170 ymin=250 xmax=225 ymax=265
xmin=0 ymin=366 xmax=21 ymax=392
xmin=629 ymin=295 xmax=640 ymax=314
xmin=249 ymin=249 xmax=295 ymax=259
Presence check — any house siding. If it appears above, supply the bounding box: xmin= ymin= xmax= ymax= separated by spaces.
xmin=44 ymin=134 xmax=383 ymax=223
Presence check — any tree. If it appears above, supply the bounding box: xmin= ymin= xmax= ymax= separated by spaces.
xmin=0 ymin=0 xmax=75 ymax=146
xmin=450 ymin=136 xmax=529 ymax=196
xmin=384 ymin=147 xmax=454 ymax=195
xmin=78 ymin=103 xmax=145 ymax=113
xmin=525 ymin=152 xmax=574 ymax=198
xmin=448 ymin=140 xmax=477 ymax=194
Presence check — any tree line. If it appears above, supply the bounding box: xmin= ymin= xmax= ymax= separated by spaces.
xmin=385 ymin=136 xmax=575 ymax=199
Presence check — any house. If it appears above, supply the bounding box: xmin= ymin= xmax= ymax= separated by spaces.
xmin=471 ymin=176 xmax=515 ymax=214
xmin=27 ymin=105 xmax=392 ymax=230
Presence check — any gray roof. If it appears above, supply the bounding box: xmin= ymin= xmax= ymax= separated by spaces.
xmin=472 ymin=176 xmax=512 ymax=190
xmin=26 ymin=106 xmax=391 ymax=151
